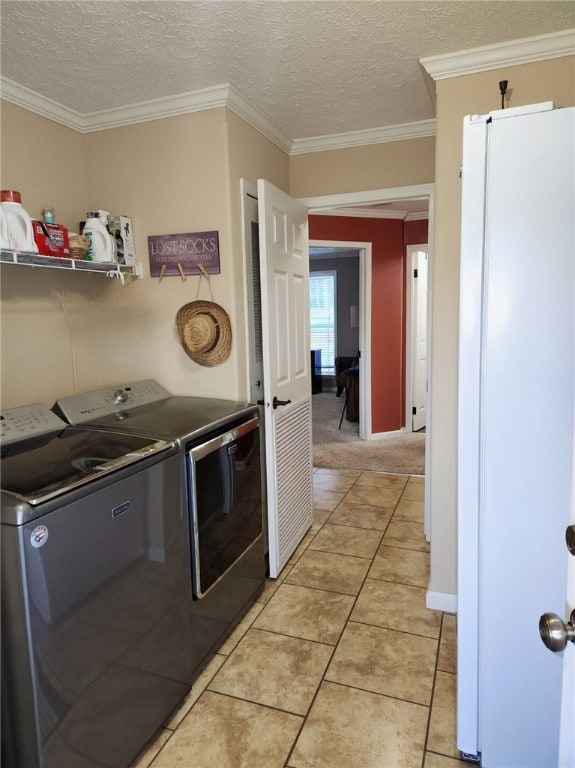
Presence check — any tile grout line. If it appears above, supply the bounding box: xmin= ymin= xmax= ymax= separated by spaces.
xmin=421 ymin=610 xmax=447 ymax=767
xmin=317 ymin=677 xmax=432 ymax=712
xmin=283 ymin=470 xmax=379 ymax=765
xmin=284 ymin=474 xmax=409 ymax=767
xmin=346 ymin=617 xmax=441 ymax=643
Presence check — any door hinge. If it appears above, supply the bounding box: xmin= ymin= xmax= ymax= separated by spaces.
xmin=412 ymin=407 xmax=417 ymax=415
xmin=413 ymin=269 xmax=418 ymax=278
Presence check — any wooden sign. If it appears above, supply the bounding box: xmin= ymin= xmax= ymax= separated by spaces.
xmin=147 ymin=231 xmax=220 ymax=278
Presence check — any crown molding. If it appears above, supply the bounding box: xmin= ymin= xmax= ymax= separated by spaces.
xmin=310 ymin=207 xmax=428 ymax=221
xmin=0 ymin=77 xmax=85 ymax=131
xmin=1 ymin=73 xmax=432 ymax=153
xmin=301 ymin=184 xmax=434 ymax=211
xmin=311 ymin=207 xmax=406 ymax=220
xmin=0 ymin=77 xmax=292 ymax=150
xmin=82 ymin=83 xmax=231 ymax=132
xmin=86 ymin=82 xmax=292 ymax=151
xmin=291 ymin=119 xmax=436 ymax=155
xmin=421 ymin=28 xmax=575 ymax=81
xmin=225 ymin=87 xmax=292 ymax=153
xmin=0 ymin=76 xmax=232 ymax=133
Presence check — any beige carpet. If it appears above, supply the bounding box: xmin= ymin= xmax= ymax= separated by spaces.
xmin=312 ymin=391 xmax=425 ymax=475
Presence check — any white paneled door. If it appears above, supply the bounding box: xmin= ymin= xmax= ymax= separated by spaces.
xmin=411 ymin=247 xmax=428 ymax=432
xmin=257 ymin=179 xmax=312 ymax=578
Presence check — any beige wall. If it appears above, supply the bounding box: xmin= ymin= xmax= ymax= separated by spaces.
xmin=289 ymin=135 xmax=435 ymax=197
xmin=83 ymin=109 xmax=242 ymax=400
xmin=0 ymin=104 xmax=282 ymax=408
xmin=429 ymin=55 xmax=575 ymax=602
xmin=1 ymin=102 xmax=92 ymax=407
xmin=0 ymin=101 xmax=88 ymax=232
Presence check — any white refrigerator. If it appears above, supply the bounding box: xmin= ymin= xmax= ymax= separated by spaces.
xmin=457 ymin=102 xmax=575 ymax=767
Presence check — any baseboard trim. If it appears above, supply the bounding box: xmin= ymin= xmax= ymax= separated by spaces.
xmin=426 ymin=590 xmax=458 ymax=613
xmin=368 ymin=427 xmax=408 ymax=440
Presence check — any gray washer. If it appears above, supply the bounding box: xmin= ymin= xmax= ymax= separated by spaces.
xmin=1 ymin=412 xmax=192 ymax=768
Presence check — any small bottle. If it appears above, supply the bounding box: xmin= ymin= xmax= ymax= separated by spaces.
xmin=42 ymin=206 xmax=55 ymax=225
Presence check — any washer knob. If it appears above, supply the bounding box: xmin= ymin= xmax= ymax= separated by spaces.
xmin=113 ymin=388 xmax=128 ymax=405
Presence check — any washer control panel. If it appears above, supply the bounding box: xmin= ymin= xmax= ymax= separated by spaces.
xmin=1 ymin=404 xmax=67 ymax=445
xmin=54 ymin=380 xmax=171 ymax=424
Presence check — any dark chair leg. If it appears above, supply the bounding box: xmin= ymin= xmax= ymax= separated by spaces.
xmin=338 ymin=385 xmax=349 ymax=429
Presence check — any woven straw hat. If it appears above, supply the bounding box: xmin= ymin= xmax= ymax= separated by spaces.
xmin=176 ymin=301 xmax=232 ymax=367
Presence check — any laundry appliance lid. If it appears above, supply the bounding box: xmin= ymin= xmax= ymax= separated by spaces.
xmin=1 ymin=428 xmax=172 ymax=508
xmin=57 ymin=396 xmax=257 ymax=445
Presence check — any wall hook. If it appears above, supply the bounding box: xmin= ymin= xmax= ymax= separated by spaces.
xmin=499 ymin=80 xmax=508 ymax=109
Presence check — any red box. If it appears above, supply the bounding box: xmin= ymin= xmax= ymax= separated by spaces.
xmin=32 ymin=221 xmax=70 ymax=257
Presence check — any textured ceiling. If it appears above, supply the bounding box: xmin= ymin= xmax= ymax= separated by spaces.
xmin=1 ymin=1 xmax=573 ymax=140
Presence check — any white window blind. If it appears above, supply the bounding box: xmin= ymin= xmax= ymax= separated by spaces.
xmin=309 ymin=270 xmax=336 ymax=375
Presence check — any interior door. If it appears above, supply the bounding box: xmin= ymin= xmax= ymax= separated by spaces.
xmin=558 ymin=441 xmax=575 ymax=767
xmin=411 ymin=247 xmax=428 ymax=431
xmin=257 ymin=179 xmax=312 ymax=578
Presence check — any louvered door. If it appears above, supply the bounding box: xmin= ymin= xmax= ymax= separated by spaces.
xmin=257 ymin=179 xmax=312 ymax=577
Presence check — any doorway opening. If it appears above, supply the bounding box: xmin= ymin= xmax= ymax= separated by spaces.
xmin=241 ymin=181 xmax=433 ymax=537
xmin=300 ymin=184 xmax=433 ymax=539
xmin=303 ymin=190 xmax=432 ymax=438
xmin=309 ymin=241 xmax=371 ymax=442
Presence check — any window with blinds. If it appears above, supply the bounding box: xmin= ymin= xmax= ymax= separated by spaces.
xmin=309 ymin=270 xmax=336 ymax=375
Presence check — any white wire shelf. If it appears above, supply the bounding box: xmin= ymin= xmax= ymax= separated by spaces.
xmin=0 ymin=249 xmax=143 ymax=279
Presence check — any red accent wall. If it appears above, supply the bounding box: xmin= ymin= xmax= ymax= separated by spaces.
xmin=404 ymin=218 xmax=429 ymax=246
xmin=309 ymin=215 xmax=406 ymax=433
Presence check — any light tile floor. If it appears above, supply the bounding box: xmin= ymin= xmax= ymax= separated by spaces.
xmin=134 ymin=468 xmax=466 ymax=768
